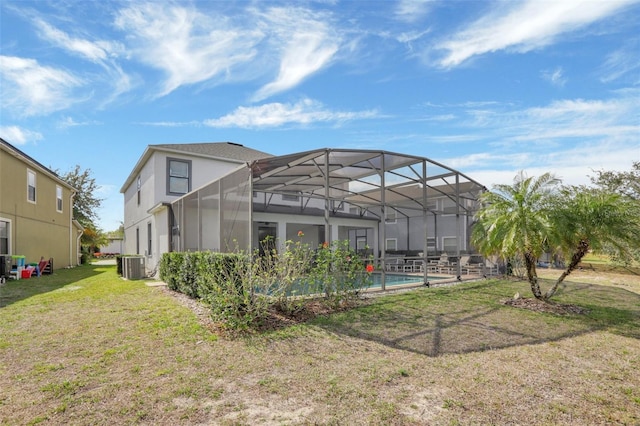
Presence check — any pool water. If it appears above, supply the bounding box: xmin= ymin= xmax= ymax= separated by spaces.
xmin=369 ymin=273 xmax=447 ymax=289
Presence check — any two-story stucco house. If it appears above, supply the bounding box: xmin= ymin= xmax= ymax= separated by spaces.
xmin=123 ymin=144 xmax=485 ymax=281
xmin=0 ymin=138 xmax=84 ymax=272
xmin=120 ymin=142 xmax=272 ymax=275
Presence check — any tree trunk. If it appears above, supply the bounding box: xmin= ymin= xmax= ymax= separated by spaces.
xmin=524 ymin=252 xmax=543 ymax=300
xmin=544 ymin=239 xmax=590 ymax=300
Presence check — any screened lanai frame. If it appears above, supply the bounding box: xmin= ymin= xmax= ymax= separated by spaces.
xmin=169 ymin=148 xmax=486 ymax=290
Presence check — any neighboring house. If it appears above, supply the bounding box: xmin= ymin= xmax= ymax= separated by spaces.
xmin=120 ymin=142 xmax=272 ymax=275
xmin=0 ymin=138 xmax=84 ymax=271
xmin=123 ymin=144 xmax=484 ymax=278
xmin=100 ymin=237 xmax=124 ymax=255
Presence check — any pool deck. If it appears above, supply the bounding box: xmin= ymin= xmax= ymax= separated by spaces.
xmin=364 ymin=271 xmax=484 ymax=294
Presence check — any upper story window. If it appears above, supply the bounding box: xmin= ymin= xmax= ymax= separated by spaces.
xmin=385 ymin=209 xmax=397 ymax=224
xmin=167 ymin=158 xmax=191 ymax=195
xmin=282 ymin=193 xmax=300 ymax=202
xmin=56 ymin=186 xmax=63 ymax=212
xmin=442 ymin=198 xmax=457 ymax=215
xmin=27 ymin=169 xmax=36 ymax=203
xmin=137 ymin=176 xmax=141 ymax=205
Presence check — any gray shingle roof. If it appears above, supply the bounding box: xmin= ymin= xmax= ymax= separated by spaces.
xmin=152 ymin=142 xmax=272 ymax=162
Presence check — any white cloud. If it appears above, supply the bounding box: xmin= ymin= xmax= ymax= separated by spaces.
xmin=114 ymin=3 xmax=262 ymax=97
xmin=137 ymin=120 xmax=201 ymax=127
xmin=251 ymin=7 xmax=341 ymax=102
xmin=30 ymin=17 xmax=132 ymax=104
xmin=57 ymin=116 xmax=102 ymax=129
xmin=508 ymin=97 xmax=639 ymax=143
xmin=33 ymin=18 xmax=119 ymax=63
xmin=395 ymin=0 xmax=433 ymax=23
xmin=444 ymin=152 xmax=533 ymax=170
xmin=434 ymin=0 xmax=637 ymax=68
xmin=541 ymin=67 xmax=567 ymax=87
xmin=462 ymin=143 xmax=639 ymax=189
xmin=438 ymin=90 xmax=640 ymax=188
xmin=0 ymin=125 xmax=43 ymax=145
xmin=599 ymin=38 xmax=640 ymax=83
xmin=459 ymin=94 xmax=639 ymax=147
xmin=0 ymin=55 xmax=85 ymax=116
xmin=204 ymin=98 xmax=378 ymax=129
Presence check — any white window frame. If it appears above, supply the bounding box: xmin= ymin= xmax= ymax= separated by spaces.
xmin=137 ymin=176 xmax=141 ymax=206
xmin=385 ymin=238 xmax=397 ymax=251
xmin=385 ymin=209 xmax=397 ymax=224
xmin=167 ymin=158 xmax=192 ymax=195
xmin=356 ymin=237 xmax=367 ymax=251
xmin=147 ymin=222 xmax=152 ymax=256
xmin=56 ymin=185 xmax=63 ymax=213
xmin=442 ymin=236 xmax=457 ymax=254
xmin=442 ymin=198 xmax=457 ymax=216
xmin=0 ymin=218 xmax=11 ymax=255
xmin=27 ymin=169 xmax=36 ymax=203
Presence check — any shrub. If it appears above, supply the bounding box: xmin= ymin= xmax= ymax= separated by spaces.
xmin=159 ymin=239 xmax=373 ymax=331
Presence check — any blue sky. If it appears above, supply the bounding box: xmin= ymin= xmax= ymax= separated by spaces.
xmin=2 ymin=0 xmax=639 ymax=232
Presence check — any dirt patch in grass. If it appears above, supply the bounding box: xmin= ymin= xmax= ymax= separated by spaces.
xmin=503 ymin=297 xmax=589 ymax=315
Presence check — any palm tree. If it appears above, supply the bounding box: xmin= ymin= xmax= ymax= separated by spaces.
xmin=471 ymin=172 xmax=560 ymax=299
xmin=545 ymin=187 xmax=640 ymax=299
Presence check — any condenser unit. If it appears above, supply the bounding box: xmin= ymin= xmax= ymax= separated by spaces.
xmin=122 ymin=256 xmax=145 ymax=280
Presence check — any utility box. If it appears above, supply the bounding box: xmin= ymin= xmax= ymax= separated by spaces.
xmin=122 ymin=256 xmax=145 ymax=280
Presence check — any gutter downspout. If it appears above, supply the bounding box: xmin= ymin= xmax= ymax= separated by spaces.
xmin=76 ymin=227 xmax=83 ymax=266
xmin=70 ymin=191 xmax=75 ymax=267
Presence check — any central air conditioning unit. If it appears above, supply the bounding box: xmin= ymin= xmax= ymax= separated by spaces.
xmin=122 ymin=256 xmax=145 ymax=280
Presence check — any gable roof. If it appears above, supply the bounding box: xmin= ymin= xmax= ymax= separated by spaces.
xmin=120 ymin=142 xmax=272 ymax=193
xmin=153 ymin=142 xmax=271 ymax=162
xmin=0 ymin=137 xmax=76 ymax=192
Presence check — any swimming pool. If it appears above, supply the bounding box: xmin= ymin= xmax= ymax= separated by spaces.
xmin=368 ymin=273 xmax=448 ymax=289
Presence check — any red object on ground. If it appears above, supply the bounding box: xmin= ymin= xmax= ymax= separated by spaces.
xmin=22 ymin=269 xmax=31 ymax=279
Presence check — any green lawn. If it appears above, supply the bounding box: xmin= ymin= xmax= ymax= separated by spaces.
xmin=1 ymin=265 xmax=639 ymax=425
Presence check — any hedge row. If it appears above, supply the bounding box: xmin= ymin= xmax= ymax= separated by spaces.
xmin=158 ymin=251 xmax=246 ymax=299
xmin=158 ymin=241 xmax=373 ymax=331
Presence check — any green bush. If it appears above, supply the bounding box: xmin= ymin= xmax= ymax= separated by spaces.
xmin=305 ymin=240 xmax=371 ymax=307
xmin=159 ymin=251 xmax=262 ymax=330
xmin=159 ymin=239 xmax=373 ymax=331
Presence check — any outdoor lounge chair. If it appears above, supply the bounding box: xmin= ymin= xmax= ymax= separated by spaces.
xmin=428 ymin=253 xmax=450 ymax=273
xmin=385 ymin=257 xmax=404 ymax=272
xmin=458 ymin=255 xmax=483 ymax=275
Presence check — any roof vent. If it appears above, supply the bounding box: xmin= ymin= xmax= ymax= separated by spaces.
xmin=227 ymin=142 xmax=243 ymax=147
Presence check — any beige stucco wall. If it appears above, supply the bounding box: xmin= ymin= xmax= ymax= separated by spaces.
xmin=0 ymin=146 xmax=78 ymax=269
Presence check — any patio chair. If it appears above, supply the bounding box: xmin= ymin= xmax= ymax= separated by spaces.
xmin=385 ymin=257 xmax=404 ymax=272
xmin=458 ymin=255 xmax=483 ymax=275
xmin=429 ymin=253 xmax=450 ymax=273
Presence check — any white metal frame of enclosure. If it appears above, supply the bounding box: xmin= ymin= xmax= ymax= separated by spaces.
xmin=169 ymin=148 xmax=485 ymax=291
